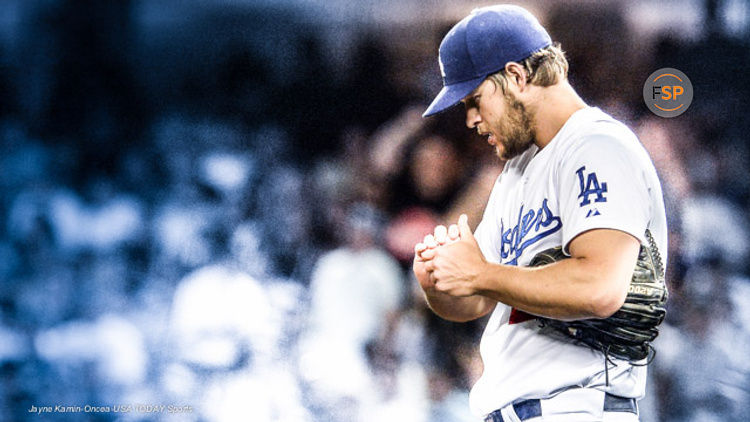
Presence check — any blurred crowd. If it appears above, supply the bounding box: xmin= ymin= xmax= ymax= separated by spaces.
xmin=1 ymin=1 xmax=749 ymax=421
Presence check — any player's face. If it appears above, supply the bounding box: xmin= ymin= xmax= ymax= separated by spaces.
xmin=463 ymin=79 xmax=536 ymax=160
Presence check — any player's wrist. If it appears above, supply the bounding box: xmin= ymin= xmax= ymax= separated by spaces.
xmin=472 ymin=260 xmax=496 ymax=297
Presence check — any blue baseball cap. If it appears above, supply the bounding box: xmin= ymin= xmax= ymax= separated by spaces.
xmin=423 ymin=5 xmax=552 ymax=117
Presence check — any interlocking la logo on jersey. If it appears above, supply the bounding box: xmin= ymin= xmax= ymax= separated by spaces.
xmin=500 ymin=199 xmax=562 ymax=265
xmin=576 ymin=166 xmax=608 ymax=207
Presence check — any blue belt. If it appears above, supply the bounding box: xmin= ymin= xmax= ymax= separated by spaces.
xmin=484 ymin=392 xmax=637 ymax=422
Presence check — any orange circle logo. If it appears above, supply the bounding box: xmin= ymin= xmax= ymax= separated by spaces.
xmin=643 ymin=68 xmax=693 ymax=118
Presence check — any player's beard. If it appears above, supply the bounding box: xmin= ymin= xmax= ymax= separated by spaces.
xmin=492 ymin=92 xmax=536 ymax=160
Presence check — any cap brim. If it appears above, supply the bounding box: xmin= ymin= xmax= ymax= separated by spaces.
xmin=422 ymin=76 xmax=485 ymax=117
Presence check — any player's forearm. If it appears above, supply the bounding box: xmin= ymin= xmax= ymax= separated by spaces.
xmin=474 ymin=256 xmax=631 ymax=320
xmin=423 ymin=289 xmax=495 ymax=322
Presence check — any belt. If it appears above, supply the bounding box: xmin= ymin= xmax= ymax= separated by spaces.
xmin=484 ymin=392 xmax=637 ymax=422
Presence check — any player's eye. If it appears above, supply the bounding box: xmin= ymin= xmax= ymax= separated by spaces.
xmin=465 ymin=95 xmax=480 ymax=110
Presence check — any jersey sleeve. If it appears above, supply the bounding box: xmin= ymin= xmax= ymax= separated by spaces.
xmin=558 ymin=133 xmax=650 ymax=253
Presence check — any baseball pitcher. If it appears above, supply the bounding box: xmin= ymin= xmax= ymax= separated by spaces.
xmin=415 ymin=5 xmax=668 ymax=421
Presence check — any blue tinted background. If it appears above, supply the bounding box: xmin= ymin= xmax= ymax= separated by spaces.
xmin=1 ymin=1 xmax=749 ymax=421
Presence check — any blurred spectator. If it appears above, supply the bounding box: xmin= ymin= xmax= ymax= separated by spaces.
xmin=164 ymin=265 xmax=309 ymax=421
xmin=681 ymin=194 xmax=750 ymax=268
xmin=367 ymin=106 xmax=501 ymax=265
xmin=425 ymin=343 xmax=479 ymax=422
xmin=0 ymin=323 xmax=27 ymax=364
xmin=652 ymin=265 xmax=750 ymax=421
xmin=35 ymin=315 xmax=147 ymax=387
xmin=298 ymin=203 xmax=405 ymax=421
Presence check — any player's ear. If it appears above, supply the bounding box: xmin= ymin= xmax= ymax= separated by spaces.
xmin=505 ymin=62 xmax=527 ymax=91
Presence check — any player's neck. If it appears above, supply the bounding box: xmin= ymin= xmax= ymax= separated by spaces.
xmin=531 ymin=81 xmax=588 ymax=150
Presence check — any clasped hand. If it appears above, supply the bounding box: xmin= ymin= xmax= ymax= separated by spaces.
xmin=413 ymin=214 xmax=487 ymax=297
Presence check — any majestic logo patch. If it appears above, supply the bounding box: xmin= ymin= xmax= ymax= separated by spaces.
xmin=500 ymin=199 xmax=562 ymax=265
xmin=585 ymin=209 xmax=601 ymax=218
xmin=576 ymin=166 xmax=608 ymax=207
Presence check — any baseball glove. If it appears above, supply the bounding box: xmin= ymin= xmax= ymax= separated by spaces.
xmin=529 ymin=230 xmax=667 ymax=363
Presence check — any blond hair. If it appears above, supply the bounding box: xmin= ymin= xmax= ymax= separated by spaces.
xmin=488 ymin=43 xmax=568 ymax=93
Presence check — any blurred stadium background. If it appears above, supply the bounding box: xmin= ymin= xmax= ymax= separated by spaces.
xmin=0 ymin=0 xmax=749 ymax=421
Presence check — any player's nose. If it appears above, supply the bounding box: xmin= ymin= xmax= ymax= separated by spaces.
xmin=465 ymin=107 xmax=481 ymax=129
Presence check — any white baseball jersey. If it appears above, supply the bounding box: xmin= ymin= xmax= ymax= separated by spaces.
xmin=470 ymin=107 xmax=668 ymax=417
